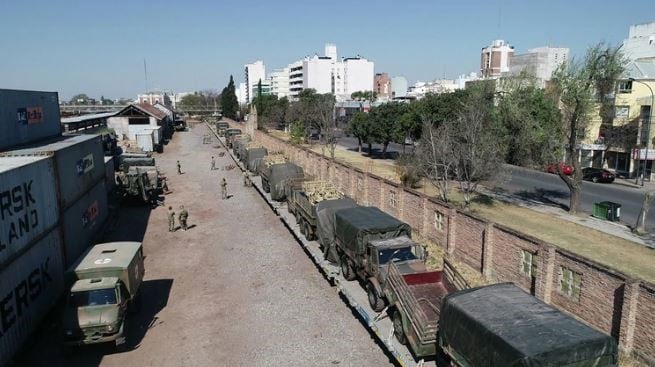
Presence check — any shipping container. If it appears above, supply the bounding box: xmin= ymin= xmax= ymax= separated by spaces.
xmin=0 ymin=156 xmax=60 ymax=268
xmin=136 ymin=133 xmax=154 ymax=152
xmin=0 ymin=134 xmax=105 ymax=210
xmin=61 ymin=180 xmax=108 ymax=267
xmin=0 ymin=228 xmax=65 ymax=367
xmin=0 ymin=89 xmax=62 ymax=151
xmin=104 ymin=156 xmax=115 ymax=192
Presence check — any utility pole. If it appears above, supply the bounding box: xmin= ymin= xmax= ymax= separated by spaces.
xmin=631 ymin=78 xmax=654 ymax=186
xmin=143 ymin=58 xmax=149 ymax=95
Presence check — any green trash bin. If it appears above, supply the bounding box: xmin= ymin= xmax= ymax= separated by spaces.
xmin=592 ymin=202 xmax=610 ymax=220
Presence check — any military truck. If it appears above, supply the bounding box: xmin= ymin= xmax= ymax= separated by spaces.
xmin=332 ymin=206 xmax=428 ymax=311
xmin=62 ymin=242 xmax=145 ymax=352
xmin=314 ymin=198 xmax=359 ymax=262
xmin=216 ymin=121 xmax=229 ymax=136
xmin=244 ymin=147 xmax=268 ymax=172
xmin=116 ymin=165 xmax=162 ymax=203
xmin=439 ymin=283 xmax=618 ymax=366
xmin=225 ymin=129 xmax=242 ymax=148
xmin=261 ymin=161 xmax=304 ymax=201
xmin=232 ymin=136 xmax=251 ymax=157
xmin=383 ymin=259 xmax=458 ymax=357
xmin=288 ymin=181 xmax=343 ymax=241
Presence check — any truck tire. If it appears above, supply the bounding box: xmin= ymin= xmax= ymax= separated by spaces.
xmin=367 ymin=282 xmax=386 ymax=312
xmin=263 ymin=180 xmax=270 ymax=193
xmin=299 ymin=220 xmax=307 ymax=237
xmin=307 ymin=225 xmax=316 ymax=241
xmin=340 ymin=255 xmax=356 ymax=281
xmin=393 ymin=310 xmax=407 ymax=345
xmin=324 ymin=245 xmax=337 ymax=263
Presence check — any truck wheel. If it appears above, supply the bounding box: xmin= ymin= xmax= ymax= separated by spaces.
xmin=324 ymin=244 xmax=337 ymax=263
xmin=340 ymin=255 xmax=356 ymax=281
xmin=307 ymin=226 xmax=316 ymax=241
xmin=367 ymin=282 xmax=386 ymax=312
xmin=393 ymin=310 xmax=407 ymax=345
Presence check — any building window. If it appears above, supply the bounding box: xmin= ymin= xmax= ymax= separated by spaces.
xmin=558 ymin=266 xmax=582 ymax=301
xmin=615 ymin=106 xmax=630 ymax=119
xmin=434 ymin=211 xmax=444 ymax=231
xmin=389 ymin=191 xmax=397 ymax=208
xmin=128 ymin=118 xmax=149 ymax=125
xmin=617 ymin=80 xmax=633 ymax=93
xmin=520 ymin=250 xmax=536 ymax=277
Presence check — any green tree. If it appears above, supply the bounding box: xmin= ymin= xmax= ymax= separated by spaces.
xmin=69 ymin=94 xmax=90 ymax=105
xmin=494 ymin=78 xmax=563 ymax=167
xmin=551 ymin=43 xmax=626 ymax=213
xmin=369 ymin=102 xmax=407 ymax=157
xmin=179 ymin=93 xmax=205 ymax=110
xmin=351 ymin=90 xmax=377 ymax=101
xmin=220 ymin=75 xmax=239 ymax=119
xmin=347 ymin=111 xmax=374 ymax=154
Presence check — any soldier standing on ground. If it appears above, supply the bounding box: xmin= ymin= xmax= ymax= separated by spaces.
xmin=162 ymin=177 xmax=169 ymax=193
xmin=179 ymin=205 xmax=189 ymax=231
xmin=211 ymin=156 xmax=216 ymax=170
xmin=168 ymin=206 xmax=175 ymax=232
xmin=221 ymin=178 xmax=228 ymax=199
xmin=243 ymin=171 xmax=249 ymax=186
xmin=177 ymin=160 xmax=182 ymax=174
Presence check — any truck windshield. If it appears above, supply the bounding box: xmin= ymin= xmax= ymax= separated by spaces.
xmin=70 ymin=289 xmax=117 ymax=307
xmin=378 ymin=247 xmax=417 ymax=264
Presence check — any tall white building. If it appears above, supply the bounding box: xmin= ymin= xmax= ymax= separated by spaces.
xmin=236 ymin=82 xmax=247 ymax=105
xmin=622 ymin=22 xmax=655 ymax=61
xmin=391 ymin=76 xmax=408 ymax=98
xmin=288 ymin=60 xmax=304 ymax=98
xmin=343 ymin=57 xmax=374 ymax=97
xmin=481 ymin=39 xmax=514 ymax=78
xmin=244 ymin=60 xmax=266 ymax=104
xmin=508 ymin=46 xmax=569 ymax=85
xmin=269 ymin=68 xmax=290 ymax=98
xmin=303 ymin=55 xmax=334 ymax=94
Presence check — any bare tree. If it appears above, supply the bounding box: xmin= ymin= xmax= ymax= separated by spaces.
xmin=635 ymin=191 xmax=655 ymax=234
xmin=451 ymin=101 xmax=505 ymax=208
xmin=416 ymin=118 xmax=456 ymax=202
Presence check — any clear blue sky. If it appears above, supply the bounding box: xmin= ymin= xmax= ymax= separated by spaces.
xmin=0 ymin=0 xmax=652 ymax=100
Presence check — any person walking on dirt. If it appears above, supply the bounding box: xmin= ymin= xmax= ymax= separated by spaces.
xmin=168 ymin=206 xmax=176 ymax=232
xmin=211 ymin=156 xmax=216 ymax=170
xmin=177 ymin=160 xmax=182 ymax=174
xmin=162 ymin=177 xmax=169 ymax=193
xmin=221 ymin=178 xmax=228 ymax=199
xmin=178 ymin=205 xmax=189 ymax=231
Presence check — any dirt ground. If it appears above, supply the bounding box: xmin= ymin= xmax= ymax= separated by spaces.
xmin=19 ymin=123 xmax=392 ymax=367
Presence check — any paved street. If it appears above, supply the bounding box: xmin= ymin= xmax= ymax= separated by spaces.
xmin=337 ymin=136 xmax=409 ymax=158
xmin=19 ymin=123 xmax=392 ymax=367
xmin=500 ymin=165 xmax=655 ymax=231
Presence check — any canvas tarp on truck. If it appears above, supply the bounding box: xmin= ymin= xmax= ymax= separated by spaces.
xmin=439 ymin=283 xmax=618 ymax=367
xmin=246 ymin=148 xmax=267 ymax=171
xmin=334 ymin=206 xmax=411 ymax=255
xmin=315 ymin=198 xmax=358 ymax=249
xmin=269 ymin=163 xmax=304 ymax=201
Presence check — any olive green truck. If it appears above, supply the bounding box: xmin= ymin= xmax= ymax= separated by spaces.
xmin=62 ymin=242 xmax=145 ymax=352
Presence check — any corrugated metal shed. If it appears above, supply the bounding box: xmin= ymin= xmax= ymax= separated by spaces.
xmin=60 ymin=112 xmax=117 ymax=124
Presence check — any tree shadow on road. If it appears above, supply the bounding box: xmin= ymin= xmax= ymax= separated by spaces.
xmin=513 ymin=188 xmax=569 ymax=211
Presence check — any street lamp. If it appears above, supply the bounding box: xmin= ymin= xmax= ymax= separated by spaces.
xmin=630 ymin=78 xmax=655 ymax=186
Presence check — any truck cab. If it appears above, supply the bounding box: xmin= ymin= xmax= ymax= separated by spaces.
xmin=62 ymin=242 xmax=144 ymax=351
xmin=364 ymin=236 xmax=426 ymax=311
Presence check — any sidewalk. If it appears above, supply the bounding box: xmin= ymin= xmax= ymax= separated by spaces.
xmin=481 ymin=187 xmax=655 ymax=249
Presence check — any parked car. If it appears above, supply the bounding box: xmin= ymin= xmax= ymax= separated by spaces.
xmin=546 ymin=163 xmax=574 ymax=175
xmin=582 ymin=167 xmax=615 ymax=183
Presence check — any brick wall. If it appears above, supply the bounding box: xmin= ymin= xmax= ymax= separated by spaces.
xmin=249 ymin=128 xmax=655 ymax=362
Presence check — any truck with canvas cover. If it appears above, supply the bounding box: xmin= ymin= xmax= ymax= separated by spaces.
xmin=289 ymin=181 xmax=343 ymax=242
xmin=245 ymin=147 xmax=268 ymax=172
xmin=216 ymin=121 xmax=229 ymax=136
xmin=332 ymin=207 xmax=427 ymax=310
xmin=261 ymin=162 xmax=304 ymax=201
xmin=62 ymin=242 xmax=145 ymax=351
xmin=259 ymin=154 xmax=287 ymax=190
xmin=383 ymin=259 xmax=460 ymax=358
xmin=232 ymin=136 xmax=251 ymax=157
xmin=314 ymin=198 xmax=358 ymax=262
xmin=237 ymin=141 xmax=259 ymax=162
xmin=439 ymin=283 xmax=618 ymax=367
xmin=225 ymin=129 xmax=242 ymax=148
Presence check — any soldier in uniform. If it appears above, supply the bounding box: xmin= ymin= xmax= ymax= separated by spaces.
xmin=168 ymin=206 xmax=175 ymax=232
xmin=221 ymin=178 xmax=228 ymax=199
xmin=178 ymin=205 xmax=189 ymax=231
xmin=243 ymin=171 xmax=249 ymax=186
xmin=211 ymin=156 xmax=216 ymax=170
xmin=162 ymin=177 xmax=169 ymax=193
xmin=177 ymin=160 xmax=182 ymax=174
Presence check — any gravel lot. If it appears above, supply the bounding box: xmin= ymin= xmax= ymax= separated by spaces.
xmin=19 ymin=123 xmax=393 ymax=367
